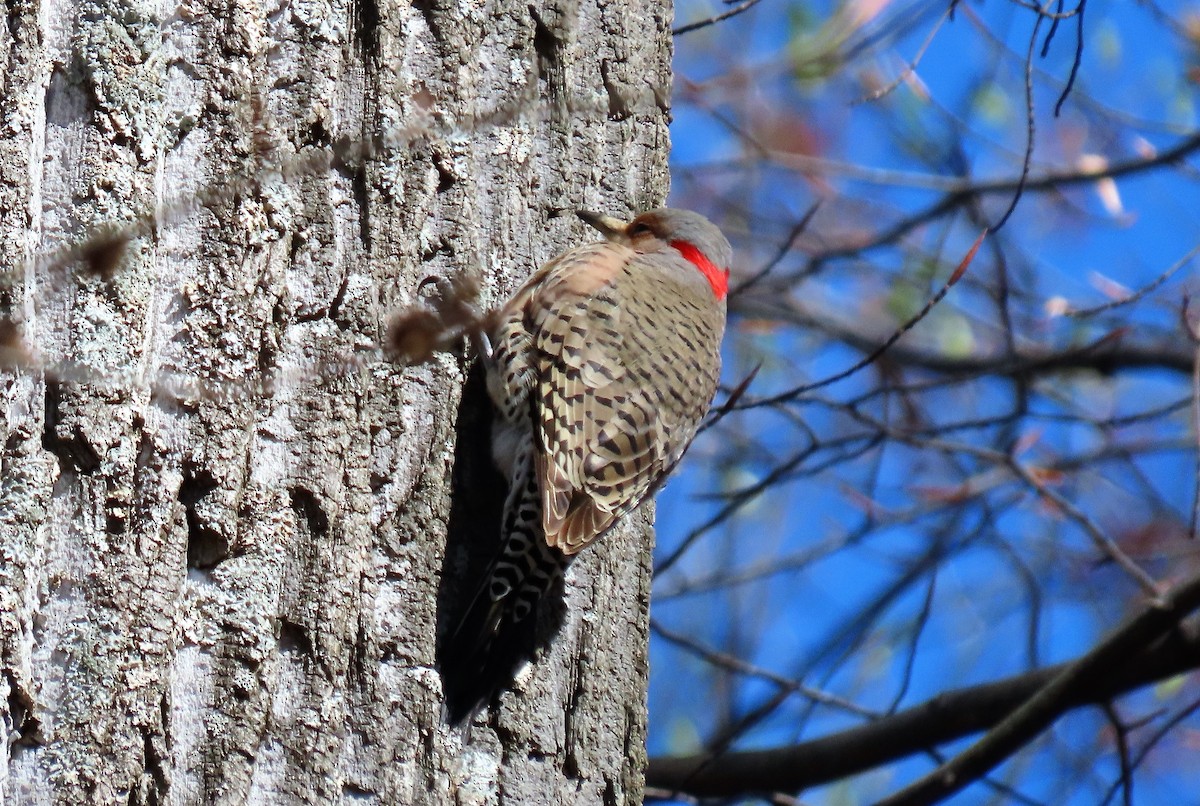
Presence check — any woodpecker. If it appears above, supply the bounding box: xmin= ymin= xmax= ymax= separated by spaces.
xmin=440 ymin=207 xmax=731 ymax=722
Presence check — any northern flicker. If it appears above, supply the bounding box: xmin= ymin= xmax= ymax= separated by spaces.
xmin=440 ymin=207 xmax=731 ymax=723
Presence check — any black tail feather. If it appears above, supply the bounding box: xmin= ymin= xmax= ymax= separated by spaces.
xmin=437 ymin=570 xmax=554 ymax=725
xmin=436 ymin=363 xmax=568 ymax=724
xmin=438 ymin=523 xmax=571 ymax=724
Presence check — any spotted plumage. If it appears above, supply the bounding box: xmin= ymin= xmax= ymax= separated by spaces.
xmin=441 ymin=208 xmax=731 ymax=723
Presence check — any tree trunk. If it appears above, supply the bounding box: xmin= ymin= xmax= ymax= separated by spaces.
xmin=0 ymin=0 xmax=672 ymax=801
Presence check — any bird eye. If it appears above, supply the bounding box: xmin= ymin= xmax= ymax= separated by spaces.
xmin=627 ymin=221 xmax=653 ymax=237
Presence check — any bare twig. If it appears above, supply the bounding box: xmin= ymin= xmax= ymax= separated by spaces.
xmin=1006 ymin=457 xmax=1160 ymax=596
xmin=855 ymin=5 xmax=953 ymax=104
xmin=1098 ymin=696 xmax=1200 ymax=806
xmin=987 ymin=5 xmax=1042 ymax=233
xmin=1052 ymin=0 xmax=1086 ymax=116
xmin=1186 ymin=295 xmax=1200 ymax=540
xmin=651 ymin=620 xmax=876 ymax=717
xmin=1062 ymin=243 xmax=1200 ymax=318
xmin=736 ymin=231 xmax=982 ymax=411
xmin=730 ymin=203 xmax=821 ymax=296
xmin=1101 ymin=703 xmax=1134 ymax=806
xmin=673 ymin=0 xmax=764 ymax=36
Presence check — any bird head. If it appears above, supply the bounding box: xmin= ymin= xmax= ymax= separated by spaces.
xmin=577 ymin=207 xmax=733 ymax=299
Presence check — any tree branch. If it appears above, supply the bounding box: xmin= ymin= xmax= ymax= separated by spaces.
xmin=646 ymin=601 xmax=1200 ymax=800
xmin=733 ymin=294 xmax=1194 ymax=382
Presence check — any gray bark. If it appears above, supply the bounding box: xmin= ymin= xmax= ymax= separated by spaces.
xmin=0 ymin=0 xmax=672 ymax=801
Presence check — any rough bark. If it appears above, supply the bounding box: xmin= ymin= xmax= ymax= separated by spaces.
xmin=0 ymin=0 xmax=672 ymax=802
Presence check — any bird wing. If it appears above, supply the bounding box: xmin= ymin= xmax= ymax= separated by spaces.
xmin=531 ymin=244 xmax=723 ymax=555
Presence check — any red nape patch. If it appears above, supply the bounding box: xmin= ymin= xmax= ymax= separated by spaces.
xmin=670 ymin=240 xmax=728 ymax=300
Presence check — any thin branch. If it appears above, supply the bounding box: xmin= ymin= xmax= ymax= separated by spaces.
xmin=1006 ymin=457 xmax=1160 ymax=596
xmin=738 ymin=232 xmax=982 ymax=411
xmin=854 ymin=6 xmax=953 ymax=104
xmin=1187 ymin=296 xmax=1200 ymax=540
xmin=651 ymin=620 xmax=876 ymax=717
xmin=673 ymin=0 xmax=764 ymax=36
xmin=987 ymin=3 xmax=1042 ymax=234
xmin=1098 ymin=696 xmax=1200 ymax=806
xmin=1053 ymin=0 xmax=1086 ymax=116
xmin=1062 ymin=242 xmax=1200 ymax=318
xmin=730 ymin=203 xmax=821 ymax=296
xmin=1100 ymin=703 xmax=1134 ymax=806
xmin=886 ymin=571 xmax=938 ymax=714
xmin=797 ymin=130 xmax=1200 ymax=266
xmin=729 ymin=296 xmax=1195 ymax=390
xmin=1039 ymin=0 xmax=1067 ymax=57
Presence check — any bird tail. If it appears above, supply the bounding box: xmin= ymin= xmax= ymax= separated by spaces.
xmin=438 ymin=465 xmax=571 ymax=725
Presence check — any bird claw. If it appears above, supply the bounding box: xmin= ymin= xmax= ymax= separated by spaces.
xmin=476 ymin=331 xmax=494 ymax=361
xmin=416 ymin=275 xmax=457 ymax=304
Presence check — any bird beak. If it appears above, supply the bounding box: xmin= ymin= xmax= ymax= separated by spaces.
xmin=576 ymin=210 xmax=629 ymax=237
